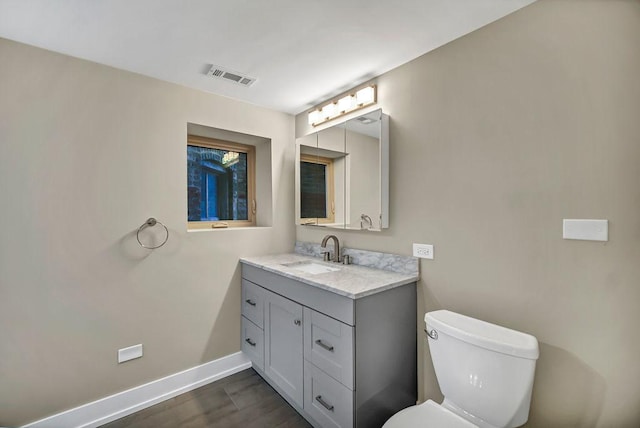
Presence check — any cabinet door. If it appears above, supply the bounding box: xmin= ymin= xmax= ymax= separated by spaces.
xmin=264 ymin=290 xmax=304 ymax=408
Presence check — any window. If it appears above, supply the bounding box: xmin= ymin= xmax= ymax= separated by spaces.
xmin=299 ymin=154 xmax=334 ymax=223
xmin=187 ymin=135 xmax=256 ymax=229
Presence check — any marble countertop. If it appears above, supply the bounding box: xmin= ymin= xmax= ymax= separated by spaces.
xmin=240 ymin=253 xmax=419 ymax=299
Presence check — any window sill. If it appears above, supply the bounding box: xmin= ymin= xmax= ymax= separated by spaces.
xmin=187 ymin=226 xmax=272 ymax=233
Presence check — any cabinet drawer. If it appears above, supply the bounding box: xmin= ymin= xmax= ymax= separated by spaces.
xmin=304 ymin=361 xmax=354 ymax=428
xmin=242 ymin=279 xmax=264 ymax=328
xmin=241 ymin=316 xmax=264 ymax=371
xmin=304 ymin=307 xmax=354 ymax=389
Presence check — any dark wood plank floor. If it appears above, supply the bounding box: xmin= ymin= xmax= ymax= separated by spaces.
xmin=100 ymin=368 xmax=312 ymax=428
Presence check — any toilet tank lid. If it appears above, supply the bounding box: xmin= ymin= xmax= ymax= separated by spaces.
xmin=425 ymin=310 xmax=539 ymax=360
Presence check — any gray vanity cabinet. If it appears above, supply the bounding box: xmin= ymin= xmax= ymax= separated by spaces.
xmin=240 ymin=263 xmax=417 ymax=428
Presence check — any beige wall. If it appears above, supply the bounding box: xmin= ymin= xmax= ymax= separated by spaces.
xmin=0 ymin=39 xmax=295 ymax=426
xmin=297 ymin=0 xmax=640 ymax=426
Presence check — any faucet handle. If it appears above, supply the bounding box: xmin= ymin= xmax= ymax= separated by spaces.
xmin=322 ymin=251 xmax=332 ymax=262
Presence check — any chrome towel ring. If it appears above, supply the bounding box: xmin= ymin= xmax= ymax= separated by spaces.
xmin=136 ymin=218 xmax=169 ymax=249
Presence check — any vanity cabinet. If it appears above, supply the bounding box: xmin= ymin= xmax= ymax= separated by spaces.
xmin=240 ymin=263 xmax=417 ymax=428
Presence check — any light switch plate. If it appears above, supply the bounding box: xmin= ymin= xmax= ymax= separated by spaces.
xmin=563 ymin=219 xmax=608 ymax=241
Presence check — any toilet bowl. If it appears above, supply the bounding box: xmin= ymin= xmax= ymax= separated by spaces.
xmin=383 ymin=310 xmax=539 ymax=428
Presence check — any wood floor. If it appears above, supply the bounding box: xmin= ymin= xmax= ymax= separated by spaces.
xmin=100 ymin=368 xmax=312 ymax=428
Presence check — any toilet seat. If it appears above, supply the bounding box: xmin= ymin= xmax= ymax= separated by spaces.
xmin=382 ymin=400 xmax=477 ymax=428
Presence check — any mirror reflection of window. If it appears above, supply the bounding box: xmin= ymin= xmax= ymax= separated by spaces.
xmin=300 ymin=155 xmax=334 ymax=223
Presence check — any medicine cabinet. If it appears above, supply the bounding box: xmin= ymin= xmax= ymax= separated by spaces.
xmin=295 ymin=109 xmax=389 ymax=231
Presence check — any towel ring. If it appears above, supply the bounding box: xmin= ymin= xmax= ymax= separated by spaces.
xmin=136 ymin=218 xmax=169 ymax=249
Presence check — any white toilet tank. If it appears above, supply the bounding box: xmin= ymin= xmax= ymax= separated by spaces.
xmin=425 ymin=310 xmax=539 ymax=428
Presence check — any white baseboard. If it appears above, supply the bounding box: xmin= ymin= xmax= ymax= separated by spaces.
xmin=21 ymin=351 xmax=252 ymax=428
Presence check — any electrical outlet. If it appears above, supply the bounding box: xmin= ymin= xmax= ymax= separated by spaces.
xmin=413 ymin=243 xmax=434 ymax=260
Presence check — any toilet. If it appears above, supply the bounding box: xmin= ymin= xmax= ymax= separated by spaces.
xmin=383 ymin=310 xmax=539 ymax=428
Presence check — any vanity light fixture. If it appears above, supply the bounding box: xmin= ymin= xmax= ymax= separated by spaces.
xmin=308 ymin=85 xmax=377 ymax=127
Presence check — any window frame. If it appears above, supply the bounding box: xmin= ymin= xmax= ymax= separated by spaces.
xmin=187 ymin=135 xmax=256 ymax=229
xmin=299 ymin=154 xmax=335 ymax=224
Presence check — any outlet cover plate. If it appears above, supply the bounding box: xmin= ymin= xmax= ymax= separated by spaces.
xmin=413 ymin=243 xmax=434 ymax=259
xmin=118 ymin=344 xmax=143 ymax=363
xmin=563 ymin=219 xmax=608 ymax=241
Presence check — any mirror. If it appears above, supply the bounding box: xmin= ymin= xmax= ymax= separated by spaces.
xmin=295 ymin=108 xmax=389 ymax=231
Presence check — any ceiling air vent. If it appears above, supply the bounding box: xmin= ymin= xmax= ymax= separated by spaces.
xmin=206 ymin=65 xmax=256 ymax=87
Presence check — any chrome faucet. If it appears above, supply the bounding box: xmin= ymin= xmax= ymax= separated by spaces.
xmin=321 ymin=234 xmax=341 ymax=263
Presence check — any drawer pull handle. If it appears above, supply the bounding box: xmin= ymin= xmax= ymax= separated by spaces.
xmin=315 ymin=395 xmax=334 ymax=412
xmin=315 ymin=339 xmax=334 ymax=352
xmin=245 ymin=338 xmax=256 ymax=347
xmin=245 ymin=299 xmax=257 ymax=307
xmin=294 ymin=319 xmax=302 ymax=326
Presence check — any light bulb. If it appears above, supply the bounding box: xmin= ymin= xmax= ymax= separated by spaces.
xmin=356 ymin=86 xmax=375 ymax=105
xmin=308 ymin=109 xmax=321 ymax=125
xmin=337 ymin=95 xmax=355 ymax=113
xmin=321 ymin=103 xmax=336 ymax=119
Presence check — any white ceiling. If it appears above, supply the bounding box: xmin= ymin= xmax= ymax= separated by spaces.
xmin=0 ymin=0 xmax=535 ymax=114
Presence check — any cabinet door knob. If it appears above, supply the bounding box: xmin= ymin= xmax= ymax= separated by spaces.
xmin=294 ymin=319 xmax=302 ymax=326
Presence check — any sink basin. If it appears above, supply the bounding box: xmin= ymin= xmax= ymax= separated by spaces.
xmin=282 ymin=261 xmax=340 ymax=275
